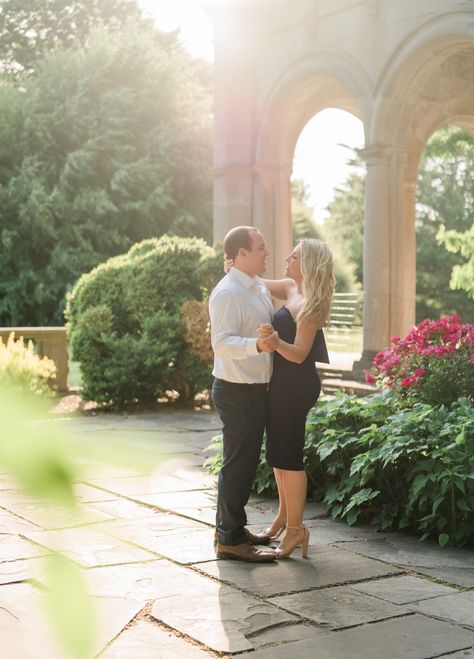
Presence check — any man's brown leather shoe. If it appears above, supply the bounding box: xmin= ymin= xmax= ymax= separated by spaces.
xmin=213 ymin=528 xmax=271 ymax=547
xmin=216 ymin=542 xmax=276 ymax=562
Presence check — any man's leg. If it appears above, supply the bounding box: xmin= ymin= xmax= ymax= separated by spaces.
xmin=212 ymin=380 xmax=267 ymax=546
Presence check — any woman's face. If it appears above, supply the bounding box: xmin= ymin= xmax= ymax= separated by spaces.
xmin=284 ymin=244 xmax=303 ymax=281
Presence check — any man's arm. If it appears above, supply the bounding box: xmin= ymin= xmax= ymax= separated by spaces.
xmin=210 ymin=289 xmax=277 ymax=358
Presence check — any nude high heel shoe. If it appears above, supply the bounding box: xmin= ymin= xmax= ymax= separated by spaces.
xmin=264 ymin=519 xmax=286 ymax=540
xmin=275 ymin=524 xmax=309 ymax=558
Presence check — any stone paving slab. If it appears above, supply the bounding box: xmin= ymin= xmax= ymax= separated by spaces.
xmin=149 ymin=561 xmax=299 ymax=653
xmin=0 ymin=557 xmax=46 ymax=585
xmin=239 ymin=615 xmax=474 ymax=659
xmin=0 ymin=509 xmax=40 ymax=534
xmin=407 ymin=591 xmax=474 ymax=629
xmin=339 ymin=537 xmax=474 ymax=587
xmin=22 ymin=525 xmax=157 ymax=567
xmin=193 ymin=544 xmax=401 ymax=597
xmin=133 ymin=489 xmax=217 ymax=509
xmin=86 ymin=497 xmax=159 ymax=520
xmin=84 ymin=560 xmax=185 ymax=600
xmin=73 ymin=483 xmax=121 ymax=503
xmin=176 ymin=504 xmax=277 ymax=528
xmin=0 ymin=491 xmax=113 ymax=529
xmin=0 ymin=534 xmax=47 ymax=561
xmin=0 ymin=581 xmax=145 ymax=658
xmin=100 ymin=620 xmax=214 ymax=658
xmin=102 ymin=515 xmax=216 ymax=565
xmin=440 ymin=649 xmax=474 ymax=657
xmin=84 ymin=474 xmax=208 ymax=496
xmin=269 ymin=585 xmax=407 ymax=629
xmin=351 ymin=574 xmax=458 ymax=604
xmin=306 ymin=518 xmax=388 ymax=545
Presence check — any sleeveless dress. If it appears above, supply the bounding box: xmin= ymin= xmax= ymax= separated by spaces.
xmin=266 ymin=306 xmax=329 ymax=470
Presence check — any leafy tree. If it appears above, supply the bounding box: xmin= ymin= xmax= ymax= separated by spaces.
xmin=322 ymin=129 xmax=474 ymax=323
xmin=416 ymin=126 xmax=474 ymax=322
xmin=0 ymin=0 xmax=151 ymax=79
xmin=437 ymin=225 xmax=474 ymax=299
xmin=0 ymin=24 xmax=213 ymax=326
xmin=323 ymin=157 xmax=365 ymax=285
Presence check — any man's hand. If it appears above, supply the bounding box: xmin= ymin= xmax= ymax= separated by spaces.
xmin=257 ymin=323 xmax=274 ymax=338
xmin=257 ymin=331 xmax=279 ymax=353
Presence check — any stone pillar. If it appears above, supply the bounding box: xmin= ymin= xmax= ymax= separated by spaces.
xmin=252 ymin=164 xmax=292 ymax=278
xmin=354 ymin=146 xmax=415 ymax=373
xmin=210 ymin=2 xmax=259 ymax=243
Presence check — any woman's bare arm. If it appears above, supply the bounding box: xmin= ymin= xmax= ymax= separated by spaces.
xmin=261 ymin=319 xmax=318 ymax=364
xmin=261 ymin=278 xmax=295 ymax=301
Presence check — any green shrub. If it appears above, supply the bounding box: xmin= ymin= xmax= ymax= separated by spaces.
xmin=66 ymin=235 xmax=222 ymax=407
xmin=0 ymin=332 xmax=56 ymax=396
xmin=205 ymin=391 xmax=474 ymax=547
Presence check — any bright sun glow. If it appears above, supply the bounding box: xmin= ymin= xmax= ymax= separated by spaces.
xmin=138 ymin=2 xmax=366 ymax=224
xmin=292 ymin=109 xmax=365 ymax=223
xmin=138 ymin=0 xmax=214 ymax=62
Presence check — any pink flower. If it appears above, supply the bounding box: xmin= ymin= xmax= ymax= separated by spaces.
xmin=414 ymin=368 xmax=426 ymax=377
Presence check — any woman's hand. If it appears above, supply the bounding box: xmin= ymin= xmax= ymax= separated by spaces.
xmin=223 ymin=254 xmax=233 ymax=274
xmin=257 ymin=323 xmax=274 ymax=338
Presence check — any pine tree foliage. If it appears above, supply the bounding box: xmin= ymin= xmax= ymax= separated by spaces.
xmin=0 ymin=23 xmax=213 ymax=325
xmin=0 ymin=0 xmax=151 ymax=78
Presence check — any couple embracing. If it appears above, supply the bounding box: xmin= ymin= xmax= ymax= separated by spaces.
xmin=209 ymin=226 xmax=334 ymax=563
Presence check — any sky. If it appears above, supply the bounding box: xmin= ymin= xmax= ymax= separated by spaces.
xmin=138 ymin=0 xmax=365 ymax=222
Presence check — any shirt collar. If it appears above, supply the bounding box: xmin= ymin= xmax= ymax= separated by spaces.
xmin=229 ymin=266 xmax=257 ymax=290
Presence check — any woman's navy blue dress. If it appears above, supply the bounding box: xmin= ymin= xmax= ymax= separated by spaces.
xmin=266 ymin=306 xmax=329 ymax=470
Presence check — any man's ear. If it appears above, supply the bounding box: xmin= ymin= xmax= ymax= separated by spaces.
xmin=237 ymin=247 xmax=247 ymax=258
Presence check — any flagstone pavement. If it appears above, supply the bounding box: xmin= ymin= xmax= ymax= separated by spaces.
xmin=1 ymin=408 xmax=473 ymax=658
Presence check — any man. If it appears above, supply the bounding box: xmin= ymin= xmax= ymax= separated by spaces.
xmin=209 ymin=226 xmax=278 ymax=562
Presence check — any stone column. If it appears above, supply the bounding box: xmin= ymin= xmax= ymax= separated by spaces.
xmin=252 ymin=164 xmax=292 ymax=278
xmin=210 ymin=2 xmax=259 ymax=242
xmin=354 ymin=145 xmax=415 ymax=373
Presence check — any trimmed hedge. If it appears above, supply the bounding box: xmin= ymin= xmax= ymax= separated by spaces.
xmin=66 ymin=235 xmax=221 ymax=406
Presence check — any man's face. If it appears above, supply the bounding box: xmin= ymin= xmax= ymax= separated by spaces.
xmin=244 ymin=231 xmax=269 ymax=276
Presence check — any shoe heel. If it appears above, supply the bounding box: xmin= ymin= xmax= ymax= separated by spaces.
xmin=301 ymin=527 xmax=309 ymax=558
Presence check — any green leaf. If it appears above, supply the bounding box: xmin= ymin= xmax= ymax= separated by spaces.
xmin=438 ymin=533 xmax=450 ymax=548
xmin=43 ymin=553 xmax=96 ymax=659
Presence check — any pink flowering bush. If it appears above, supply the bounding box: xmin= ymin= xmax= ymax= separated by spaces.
xmin=364 ymin=315 xmax=474 ymax=407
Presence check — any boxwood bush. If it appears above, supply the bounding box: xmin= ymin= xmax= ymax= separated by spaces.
xmin=66 ymin=235 xmax=221 ymax=406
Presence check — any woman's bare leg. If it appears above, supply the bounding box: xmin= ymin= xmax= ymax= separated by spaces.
xmin=280 ymin=469 xmax=307 ymax=527
xmin=266 ymin=468 xmax=287 ymax=535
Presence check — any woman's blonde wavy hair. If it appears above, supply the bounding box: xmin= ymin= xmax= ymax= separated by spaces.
xmin=297 ymin=239 xmax=335 ymax=328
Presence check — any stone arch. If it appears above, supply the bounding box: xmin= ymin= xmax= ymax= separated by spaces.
xmin=256 ymin=50 xmax=371 ymax=165
xmin=210 ymin=2 xmax=474 ymax=359
xmin=252 ymin=52 xmax=370 ymax=276
xmin=371 ymin=10 xmax=474 ymax=148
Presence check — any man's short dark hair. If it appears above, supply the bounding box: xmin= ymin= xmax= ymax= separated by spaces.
xmin=224 ymin=226 xmax=258 ymax=260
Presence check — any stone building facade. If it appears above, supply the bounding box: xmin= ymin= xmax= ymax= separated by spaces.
xmin=208 ymin=0 xmax=474 ymax=359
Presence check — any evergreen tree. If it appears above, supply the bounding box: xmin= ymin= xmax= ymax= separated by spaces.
xmin=0 ymin=0 xmax=151 ymax=78
xmin=0 ymin=24 xmax=212 ymax=325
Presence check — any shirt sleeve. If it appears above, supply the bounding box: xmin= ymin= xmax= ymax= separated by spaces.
xmin=209 ymin=289 xmax=259 ymax=359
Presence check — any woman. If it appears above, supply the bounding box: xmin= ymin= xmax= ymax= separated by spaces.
xmin=258 ymin=239 xmax=334 ymax=558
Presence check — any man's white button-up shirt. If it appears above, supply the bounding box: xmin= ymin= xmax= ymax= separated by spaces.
xmin=209 ymin=267 xmax=274 ymax=384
